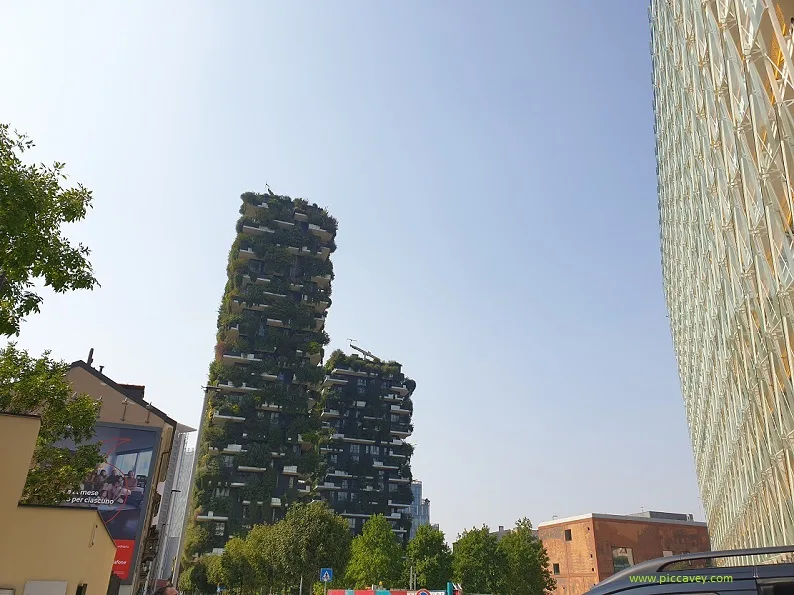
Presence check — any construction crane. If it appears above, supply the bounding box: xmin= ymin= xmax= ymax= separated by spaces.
xmin=347 ymin=338 xmax=381 ymax=363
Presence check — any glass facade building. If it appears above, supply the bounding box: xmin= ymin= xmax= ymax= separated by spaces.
xmin=651 ymin=0 xmax=794 ymax=553
xmin=409 ymin=480 xmax=430 ymax=539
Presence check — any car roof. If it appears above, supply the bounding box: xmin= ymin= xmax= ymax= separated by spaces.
xmin=588 ymin=545 xmax=794 ymax=595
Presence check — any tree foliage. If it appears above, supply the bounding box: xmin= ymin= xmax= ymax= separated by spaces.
xmin=183 ymin=502 xmax=352 ymax=594
xmin=498 ymin=519 xmax=556 ymax=595
xmin=0 ymin=123 xmax=98 ymax=337
xmin=280 ymin=501 xmax=353 ymax=588
xmin=344 ymin=514 xmax=403 ymax=588
xmin=452 ymin=526 xmax=505 ymax=595
xmin=0 ymin=344 xmax=102 ymax=504
xmin=403 ymin=524 xmax=453 ymax=590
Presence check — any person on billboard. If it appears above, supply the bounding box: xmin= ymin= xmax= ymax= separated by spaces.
xmin=92 ymin=469 xmax=107 ymax=492
xmin=102 ymin=475 xmax=124 ymax=502
xmin=124 ymin=470 xmax=138 ymax=490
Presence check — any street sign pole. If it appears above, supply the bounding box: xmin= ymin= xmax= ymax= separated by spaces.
xmin=320 ymin=567 xmax=333 ymax=595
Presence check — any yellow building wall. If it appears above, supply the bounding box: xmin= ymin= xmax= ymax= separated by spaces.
xmin=0 ymin=413 xmax=116 ymax=595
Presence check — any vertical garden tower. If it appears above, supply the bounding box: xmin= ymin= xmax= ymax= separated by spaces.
xmin=185 ymin=191 xmax=337 ymax=556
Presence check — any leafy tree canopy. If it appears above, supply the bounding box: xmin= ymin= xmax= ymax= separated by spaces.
xmin=498 ymin=518 xmax=556 ymax=595
xmin=404 ymin=524 xmax=453 ymax=590
xmin=344 ymin=514 xmax=403 ymax=588
xmin=0 ymin=123 xmax=98 ymax=337
xmin=452 ymin=525 xmax=505 ymax=595
xmin=0 ymin=344 xmax=102 ymax=504
xmin=280 ymin=501 xmax=353 ymax=587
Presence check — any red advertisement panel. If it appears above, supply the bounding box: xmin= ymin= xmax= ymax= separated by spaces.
xmin=113 ymin=539 xmax=136 ymax=580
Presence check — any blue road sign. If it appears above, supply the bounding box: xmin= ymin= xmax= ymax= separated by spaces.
xmin=320 ymin=568 xmax=333 ymax=583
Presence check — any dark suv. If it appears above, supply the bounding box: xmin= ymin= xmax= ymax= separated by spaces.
xmin=588 ymin=546 xmax=794 ymax=595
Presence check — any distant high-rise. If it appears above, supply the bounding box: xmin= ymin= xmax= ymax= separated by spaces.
xmin=186 ymin=191 xmax=337 ymax=555
xmin=318 ymin=349 xmax=416 ymax=543
xmin=651 ymin=1 xmax=794 ymax=552
xmin=409 ymin=480 xmax=430 ymax=539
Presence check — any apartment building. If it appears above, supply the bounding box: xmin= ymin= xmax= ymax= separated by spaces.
xmin=187 ymin=191 xmax=337 ymax=555
xmin=318 ymin=348 xmax=415 ymax=542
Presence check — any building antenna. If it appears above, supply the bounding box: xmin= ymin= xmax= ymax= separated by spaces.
xmin=347 ymin=338 xmax=381 ymax=363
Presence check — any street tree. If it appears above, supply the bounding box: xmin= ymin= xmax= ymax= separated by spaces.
xmin=221 ymin=536 xmax=257 ymax=593
xmin=205 ymin=554 xmax=226 ymax=588
xmin=452 ymin=526 xmax=505 ymax=595
xmin=280 ymin=501 xmax=352 ymax=590
xmin=0 ymin=344 xmax=103 ymax=504
xmin=245 ymin=523 xmax=285 ymax=593
xmin=178 ymin=557 xmax=214 ymax=595
xmin=344 ymin=514 xmax=403 ymax=588
xmin=498 ymin=519 xmax=555 ymax=595
xmin=0 ymin=123 xmax=99 ymax=337
xmin=403 ymin=524 xmax=453 ymax=589
xmin=498 ymin=518 xmax=556 ymax=595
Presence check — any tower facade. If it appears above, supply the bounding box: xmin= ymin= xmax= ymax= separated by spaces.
xmin=318 ymin=349 xmax=415 ymax=542
xmin=651 ymin=0 xmax=794 ymax=553
xmin=186 ymin=192 xmax=336 ymax=555
xmin=409 ymin=480 xmax=430 ymax=540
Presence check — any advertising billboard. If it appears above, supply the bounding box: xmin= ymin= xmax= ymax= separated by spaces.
xmin=59 ymin=423 xmax=161 ymax=583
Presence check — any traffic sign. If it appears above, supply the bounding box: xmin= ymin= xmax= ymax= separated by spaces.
xmin=417 ymin=589 xmax=431 ymax=595
xmin=320 ymin=568 xmax=333 ymax=583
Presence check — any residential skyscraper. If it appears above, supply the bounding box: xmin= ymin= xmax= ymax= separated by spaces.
xmin=318 ymin=348 xmax=415 ymax=542
xmin=409 ymin=480 xmax=430 ymax=539
xmin=651 ymin=1 xmax=794 ymax=553
xmin=186 ymin=191 xmax=337 ymax=556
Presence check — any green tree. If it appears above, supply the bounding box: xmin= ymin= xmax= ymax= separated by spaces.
xmin=178 ymin=558 xmax=214 ymax=595
xmin=403 ymin=525 xmax=453 ymax=589
xmin=344 ymin=514 xmax=403 ymax=588
xmin=498 ymin=519 xmax=555 ymax=595
xmin=205 ymin=554 xmax=226 ymax=588
xmin=0 ymin=123 xmax=98 ymax=337
xmin=0 ymin=344 xmax=103 ymax=504
xmin=246 ymin=523 xmax=285 ymax=593
xmin=452 ymin=526 xmax=505 ymax=594
xmin=280 ymin=501 xmax=353 ymax=590
xmin=220 ymin=536 xmax=257 ymax=593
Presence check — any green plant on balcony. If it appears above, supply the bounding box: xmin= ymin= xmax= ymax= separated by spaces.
xmin=238 ymin=443 xmax=270 ymax=469
xmin=203 ymin=425 xmax=229 ymax=451
xmin=240 ymin=191 xmax=263 ymax=206
xmin=266 ymin=426 xmax=284 ymax=452
xmin=217 ymin=402 xmax=240 ymax=417
xmin=207 ymin=496 xmax=230 ymax=515
xmin=217 ymin=311 xmax=244 ymax=330
xmin=293 ymin=365 xmax=324 ymax=385
xmin=305 ymin=207 xmax=338 ymax=233
xmin=241 ymin=472 xmax=276 ymax=504
xmin=296 ymin=450 xmax=320 ymax=475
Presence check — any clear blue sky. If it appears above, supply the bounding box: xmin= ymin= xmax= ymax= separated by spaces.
xmin=1 ymin=1 xmax=704 ymax=541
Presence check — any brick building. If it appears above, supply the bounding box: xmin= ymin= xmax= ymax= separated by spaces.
xmin=537 ymin=511 xmax=710 ymax=595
